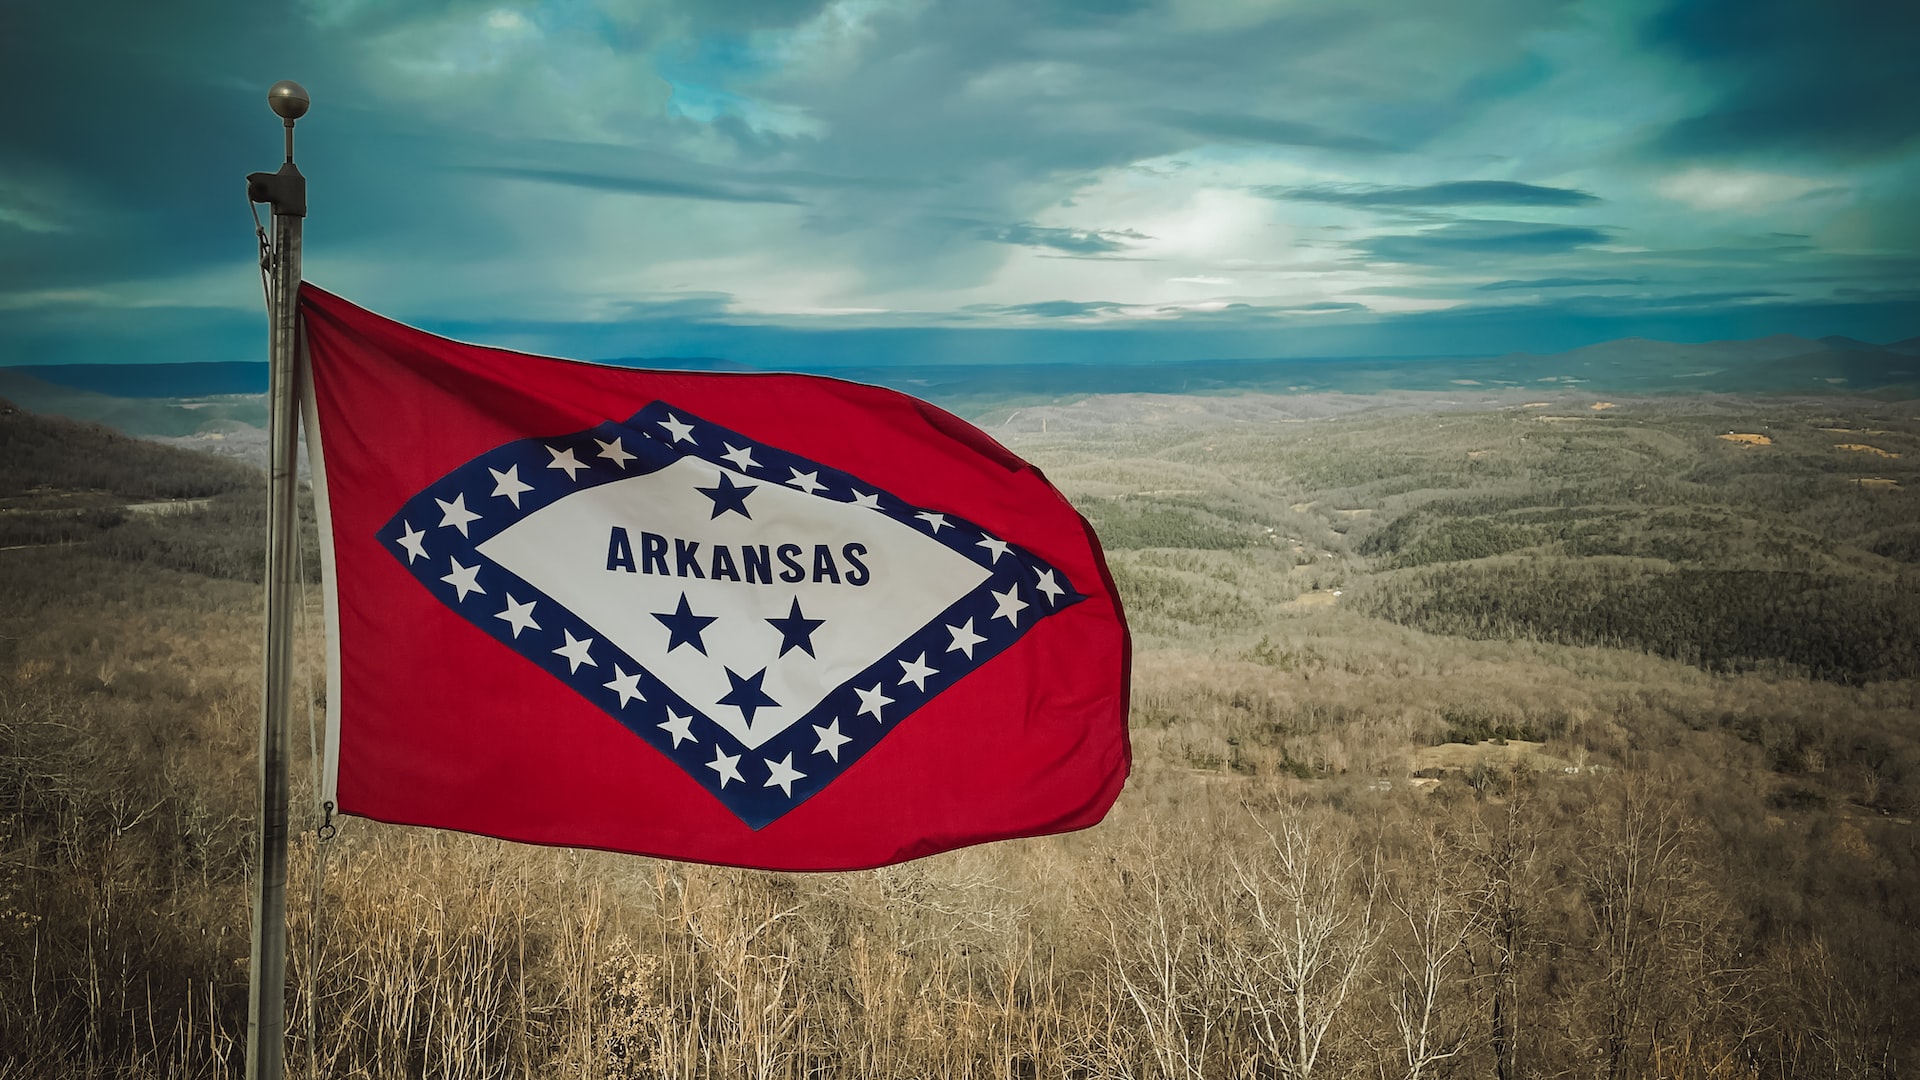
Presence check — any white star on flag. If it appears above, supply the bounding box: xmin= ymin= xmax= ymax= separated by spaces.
xmin=946 ymin=618 xmax=986 ymax=659
xmin=977 ymin=536 xmax=1011 ymax=563
xmin=546 ymin=445 xmax=588 ymax=480
xmin=856 ymin=683 xmax=895 ymax=722
xmin=495 ymin=594 xmax=540 ymax=638
xmin=848 ymin=489 xmax=883 ymax=510
xmin=787 ymin=468 xmax=826 ymax=495
xmin=552 ymin=630 xmax=597 ymax=673
xmin=763 ymin=753 xmax=806 ymax=797
xmin=898 ymin=653 xmax=938 ymax=692
xmin=915 ymin=511 xmax=949 ymax=533
xmin=602 ymin=665 xmax=645 ymax=708
xmin=660 ymin=414 xmax=697 ymax=443
xmin=441 ymin=557 xmax=484 ymax=601
xmin=812 ymin=719 xmax=852 ymax=761
xmin=659 ymin=710 xmax=695 ymax=748
xmin=720 ymin=443 xmax=759 ymax=472
xmin=396 ymin=522 xmax=428 ymax=564
xmin=436 ymin=493 xmax=480 ymax=536
xmin=706 ymin=747 xmax=742 ymax=787
xmin=595 ymin=437 xmax=635 ymax=468
xmin=1034 ymin=568 xmax=1065 ymax=605
xmin=489 ymin=465 xmax=532 ymax=507
xmin=992 ymin=585 xmax=1029 ymax=625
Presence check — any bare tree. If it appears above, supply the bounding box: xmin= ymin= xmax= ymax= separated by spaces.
xmin=1226 ymin=810 xmax=1378 ymax=1080
xmin=1099 ymin=822 xmax=1225 ymax=1080
xmin=1477 ymin=774 xmax=1543 ymax=1080
xmin=1576 ymin=775 xmax=1733 ymax=1080
xmin=1381 ymin=823 xmax=1486 ymax=1080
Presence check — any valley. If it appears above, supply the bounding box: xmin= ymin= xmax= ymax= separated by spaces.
xmin=1 ymin=386 xmax=1916 ymax=1078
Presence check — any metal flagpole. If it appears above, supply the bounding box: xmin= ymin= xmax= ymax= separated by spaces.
xmin=245 ymin=79 xmax=309 ymax=1080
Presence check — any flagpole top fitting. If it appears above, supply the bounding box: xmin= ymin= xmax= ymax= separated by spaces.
xmin=268 ymin=81 xmax=310 ymax=121
xmin=251 ymin=81 xmax=310 ymax=211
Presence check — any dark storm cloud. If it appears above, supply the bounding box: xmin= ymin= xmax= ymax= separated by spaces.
xmin=5 ymin=0 xmax=1916 ymax=371
xmin=0 ymin=0 xmax=561 ymax=302
xmin=1635 ymin=289 xmax=1786 ymax=307
xmin=0 ymin=0 xmax=1600 ymax=315
xmin=1479 ymin=277 xmax=1645 ymax=290
xmin=0 ymin=299 xmax=262 ymax=367
xmin=0 ymin=2 xmax=319 ymax=293
xmin=985 ymin=300 xmax=1132 ymax=318
xmin=1151 ymin=110 xmax=1396 ymax=154
xmin=1646 ymin=0 xmax=1920 ymax=158
xmin=604 ymin=294 xmax=740 ymax=321
xmin=977 ymin=223 xmax=1149 ymax=255
xmin=1265 ymin=180 xmax=1600 ymax=208
xmin=457 ymin=165 xmax=804 ymax=205
xmin=679 ymin=0 xmax=838 ymax=31
xmin=725 ymin=0 xmax=1578 ymax=290
xmin=1360 ymin=221 xmax=1613 ymax=263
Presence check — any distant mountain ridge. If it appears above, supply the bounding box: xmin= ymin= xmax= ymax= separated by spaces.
xmin=3 ymin=331 xmax=1914 ymax=438
xmin=1479 ymin=334 xmax=1919 ymax=395
xmin=0 ymin=367 xmax=268 ymax=438
xmin=4 ymin=361 xmax=268 ymax=398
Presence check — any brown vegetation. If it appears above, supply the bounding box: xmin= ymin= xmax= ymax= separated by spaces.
xmin=2 ymin=394 xmax=1917 ymax=1077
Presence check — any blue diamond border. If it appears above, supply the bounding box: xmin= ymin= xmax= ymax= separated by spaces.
xmin=378 ymin=401 xmax=1085 ymax=829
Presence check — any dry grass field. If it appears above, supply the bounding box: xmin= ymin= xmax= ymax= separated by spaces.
xmin=2 ymin=390 xmax=1917 ymax=1078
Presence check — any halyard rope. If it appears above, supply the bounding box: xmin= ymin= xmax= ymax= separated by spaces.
xmin=257 ymin=189 xmax=333 ymax=1075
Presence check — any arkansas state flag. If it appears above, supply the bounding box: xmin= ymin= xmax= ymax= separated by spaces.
xmin=299 ymin=285 xmax=1130 ymax=870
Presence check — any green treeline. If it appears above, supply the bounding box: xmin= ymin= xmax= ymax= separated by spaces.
xmin=1077 ymin=494 xmax=1267 ymax=550
xmin=1360 ymin=559 xmax=1920 ymax=683
xmin=0 ymin=401 xmax=317 ymax=583
xmin=1346 ymin=409 xmax=1919 ymax=685
xmin=0 ymin=398 xmax=257 ymax=500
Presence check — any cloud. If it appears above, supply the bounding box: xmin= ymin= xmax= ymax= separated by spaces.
xmin=1478 ymin=277 xmax=1644 ymax=291
xmin=1151 ymin=109 xmax=1395 ymax=153
xmin=605 ymin=293 xmax=740 ymax=321
xmin=965 ymin=298 xmax=1295 ymax=323
xmin=1654 ymin=168 xmax=1838 ymax=212
xmin=1262 ymin=180 xmax=1600 ymax=208
xmin=3 ymin=0 xmax=1917 ymax=368
xmin=974 ymin=223 xmax=1151 ymax=255
xmin=0 ymin=170 xmax=73 ymax=234
xmin=1645 ymin=0 xmax=1920 ymax=158
xmin=1637 ymin=289 xmax=1786 ymax=307
xmin=1279 ymin=301 xmax=1368 ymax=314
xmin=985 ymin=300 xmax=1132 ymax=318
xmin=457 ymin=165 xmax=805 ymax=205
xmin=1359 ymin=220 xmax=1613 ymax=263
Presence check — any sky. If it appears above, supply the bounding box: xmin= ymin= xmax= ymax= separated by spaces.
xmin=3 ymin=0 xmax=1918 ymax=370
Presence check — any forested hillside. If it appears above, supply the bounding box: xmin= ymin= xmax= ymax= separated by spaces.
xmin=1 ymin=393 xmax=1915 ymax=1078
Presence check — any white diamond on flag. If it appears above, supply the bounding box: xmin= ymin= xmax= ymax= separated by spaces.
xmin=378 ymin=401 xmax=1083 ymax=829
xmin=478 ymin=455 xmax=991 ymax=750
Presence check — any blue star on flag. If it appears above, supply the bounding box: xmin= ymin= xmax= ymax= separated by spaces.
xmin=718 ymin=667 xmax=780 ymax=724
xmin=696 ymin=472 xmax=756 ymax=519
xmin=766 ymin=597 xmax=826 ymax=658
xmin=653 ymin=593 xmax=718 ymax=654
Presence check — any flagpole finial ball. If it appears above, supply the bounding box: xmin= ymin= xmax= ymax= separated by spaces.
xmin=267 ymin=81 xmax=310 ymax=121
